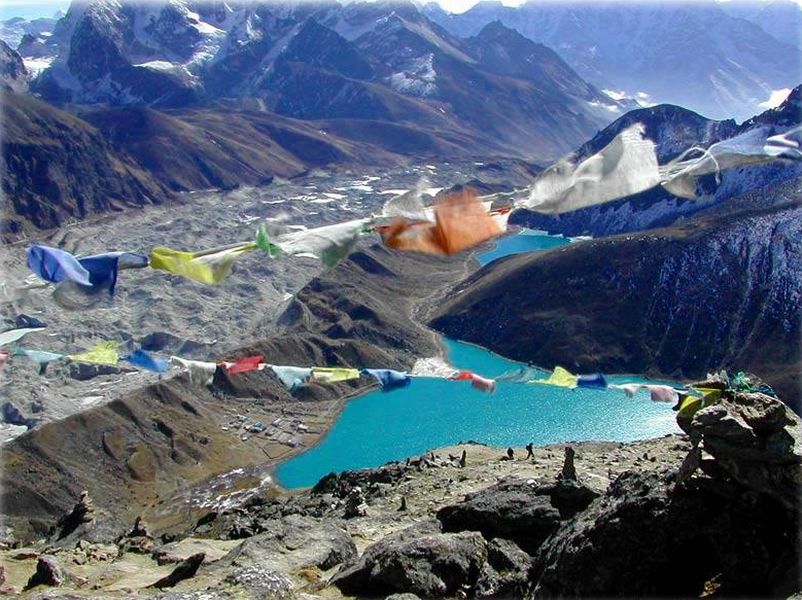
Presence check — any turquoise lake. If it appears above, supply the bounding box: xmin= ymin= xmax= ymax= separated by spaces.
xmin=475 ymin=229 xmax=571 ymax=265
xmin=276 ymin=230 xmax=681 ymax=489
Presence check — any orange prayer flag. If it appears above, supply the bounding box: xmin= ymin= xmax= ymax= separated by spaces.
xmin=379 ymin=190 xmax=504 ymax=256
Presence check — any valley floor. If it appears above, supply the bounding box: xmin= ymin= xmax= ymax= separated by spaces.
xmin=0 ymin=159 xmax=509 ymax=443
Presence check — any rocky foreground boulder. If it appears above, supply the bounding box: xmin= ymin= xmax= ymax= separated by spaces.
xmin=437 ymin=478 xmax=562 ymax=554
xmin=679 ymin=385 xmax=802 ymax=510
xmin=332 ymin=523 xmax=488 ymax=597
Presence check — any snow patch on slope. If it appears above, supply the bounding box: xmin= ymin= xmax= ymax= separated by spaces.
xmin=386 ymin=52 xmax=437 ymax=98
xmin=22 ymin=55 xmax=53 ymax=77
xmin=759 ymin=88 xmax=793 ymax=109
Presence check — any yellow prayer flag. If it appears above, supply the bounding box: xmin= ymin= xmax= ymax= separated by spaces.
xmin=150 ymin=242 xmax=256 ymax=285
xmin=534 ymin=366 xmax=578 ymax=389
xmin=679 ymin=387 xmax=723 ymax=418
xmin=68 ymin=341 xmax=119 ymax=365
xmin=311 ymin=367 xmax=361 ymax=383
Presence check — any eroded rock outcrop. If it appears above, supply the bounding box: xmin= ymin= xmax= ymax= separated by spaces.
xmin=24 ymin=555 xmax=66 ymax=590
xmin=148 ymin=552 xmax=205 ymax=589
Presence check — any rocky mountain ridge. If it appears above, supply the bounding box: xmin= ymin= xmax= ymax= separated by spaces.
xmin=19 ymin=0 xmax=618 ymax=159
xmin=511 ymin=84 xmax=802 ymax=237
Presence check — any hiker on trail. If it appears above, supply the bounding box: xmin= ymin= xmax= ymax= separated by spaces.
xmin=526 ymin=443 xmax=534 ymax=459
xmin=507 ymin=447 xmax=514 ymax=460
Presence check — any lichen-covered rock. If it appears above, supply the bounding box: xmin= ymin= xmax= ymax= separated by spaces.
xmin=437 ymin=478 xmax=561 ymax=553
xmin=225 ymin=566 xmax=295 ymax=599
xmin=332 ymin=526 xmax=487 ymax=597
xmin=476 ymin=538 xmax=533 ymax=598
xmin=221 ymin=514 xmax=356 ymax=574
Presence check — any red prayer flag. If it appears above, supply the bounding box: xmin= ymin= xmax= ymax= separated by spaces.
xmin=450 ymin=370 xmax=474 ymax=381
xmin=224 ymin=354 xmax=264 ymax=375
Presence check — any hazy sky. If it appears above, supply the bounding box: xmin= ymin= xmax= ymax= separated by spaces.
xmin=1 ymin=0 xmax=798 ymax=21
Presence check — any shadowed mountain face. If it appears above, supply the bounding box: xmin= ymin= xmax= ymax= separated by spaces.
xmin=719 ymin=0 xmax=802 ymax=49
xmin=430 ymin=203 xmax=802 ymax=411
xmin=0 ymin=91 xmax=169 ymax=237
xmin=1 ymin=91 xmax=370 ymax=237
xmin=0 ymin=40 xmax=27 ymax=91
xmin=424 ymin=0 xmax=801 ymax=121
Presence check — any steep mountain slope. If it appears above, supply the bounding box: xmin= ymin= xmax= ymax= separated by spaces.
xmin=2 ymin=92 xmax=361 ymax=237
xmin=0 ymin=40 xmax=27 ymax=91
xmin=1 ymin=91 xmax=169 ymax=237
xmin=424 ymin=0 xmax=800 ymax=121
xmin=512 ymin=86 xmax=802 ymax=237
xmin=78 ymin=106 xmax=353 ymax=191
xmin=465 ymin=21 xmax=606 ymax=104
xmin=0 ymin=93 xmax=394 ymax=238
xmin=430 ymin=202 xmax=802 ymax=409
xmin=26 ymin=0 xmax=617 ymax=158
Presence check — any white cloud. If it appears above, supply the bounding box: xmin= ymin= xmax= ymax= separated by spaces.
xmin=602 ymin=89 xmax=627 ymax=101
